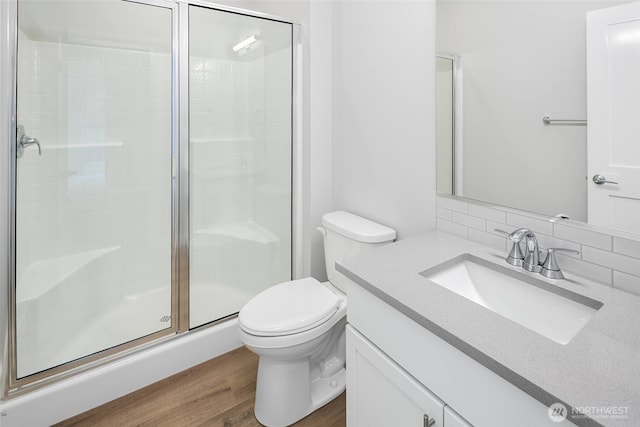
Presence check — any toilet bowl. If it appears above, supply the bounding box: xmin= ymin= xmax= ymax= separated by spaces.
xmin=239 ymin=279 xmax=347 ymax=426
xmin=238 ymin=211 xmax=396 ymax=426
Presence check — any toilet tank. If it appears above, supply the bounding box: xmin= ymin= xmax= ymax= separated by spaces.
xmin=320 ymin=211 xmax=396 ymax=293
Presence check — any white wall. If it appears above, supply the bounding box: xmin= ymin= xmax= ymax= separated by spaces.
xmin=331 ymin=0 xmax=437 ymax=239
xmin=437 ymin=0 xmax=630 ymax=222
xmin=309 ymin=0 xmax=333 ymax=280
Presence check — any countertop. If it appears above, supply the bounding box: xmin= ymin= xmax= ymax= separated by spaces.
xmin=337 ymin=230 xmax=640 ymax=427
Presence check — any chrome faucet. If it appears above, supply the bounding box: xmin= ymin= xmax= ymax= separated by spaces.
xmin=496 ymin=228 xmax=579 ymax=279
xmin=522 ymin=231 xmax=541 ymax=273
xmin=540 ymin=248 xmax=580 ymax=279
xmin=497 ymin=228 xmax=540 ymax=272
xmin=495 ymin=228 xmax=528 ymax=267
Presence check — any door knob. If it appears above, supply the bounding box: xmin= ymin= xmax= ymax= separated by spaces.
xmin=592 ymin=174 xmax=618 ymax=185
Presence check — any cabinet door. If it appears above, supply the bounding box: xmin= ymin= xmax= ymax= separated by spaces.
xmin=444 ymin=406 xmax=473 ymax=427
xmin=347 ymin=326 xmax=445 ymax=427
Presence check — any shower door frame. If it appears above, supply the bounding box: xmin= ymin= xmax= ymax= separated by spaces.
xmin=0 ymin=0 xmax=303 ymax=399
xmin=3 ymin=0 xmax=182 ymax=395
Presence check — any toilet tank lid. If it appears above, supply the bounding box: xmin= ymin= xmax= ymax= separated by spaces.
xmin=321 ymin=211 xmax=396 ymax=243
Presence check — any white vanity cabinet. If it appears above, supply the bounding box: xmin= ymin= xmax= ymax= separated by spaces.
xmin=347 ymin=326 xmax=472 ymax=427
xmin=346 ymin=280 xmax=577 ymax=427
xmin=346 ymin=325 xmax=445 ymax=427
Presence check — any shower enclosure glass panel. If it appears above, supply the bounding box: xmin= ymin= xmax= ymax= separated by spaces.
xmin=15 ymin=0 xmax=174 ymax=378
xmin=189 ymin=7 xmax=292 ymax=328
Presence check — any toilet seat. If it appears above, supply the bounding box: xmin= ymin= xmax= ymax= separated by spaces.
xmin=239 ymin=277 xmax=341 ymax=337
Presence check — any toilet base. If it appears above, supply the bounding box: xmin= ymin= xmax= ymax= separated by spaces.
xmin=310 ymin=367 xmax=346 ymax=411
xmin=254 ymin=361 xmax=346 ymax=427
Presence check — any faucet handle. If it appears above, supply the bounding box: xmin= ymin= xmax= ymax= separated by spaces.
xmin=494 ymin=228 xmax=513 ymax=238
xmin=494 ymin=229 xmax=525 ymax=267
xmin=495 ymin=228 xmax=528 ymax=241
xmin=540 ymin=248 xmax=580 ymax=280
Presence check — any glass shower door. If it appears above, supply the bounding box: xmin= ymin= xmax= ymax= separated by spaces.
xmin=15 ymin=0 xmax=175 ymax=379
xmin=189 ymin=6 xmax=292 ymax=327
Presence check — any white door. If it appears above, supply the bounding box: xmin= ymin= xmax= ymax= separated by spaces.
xmin=587 ymin=2 xmax=640 ymax=234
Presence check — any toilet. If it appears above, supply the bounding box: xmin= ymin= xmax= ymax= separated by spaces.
xmin=238 ymin=211 xmax=396 ymax=426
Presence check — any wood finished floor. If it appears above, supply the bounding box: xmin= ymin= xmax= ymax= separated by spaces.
xmin=55 ymin=347 xmax=346 ymax=427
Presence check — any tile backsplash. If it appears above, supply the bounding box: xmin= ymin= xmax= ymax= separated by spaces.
xmin=437 ymin=195 xmax=640 ymax=296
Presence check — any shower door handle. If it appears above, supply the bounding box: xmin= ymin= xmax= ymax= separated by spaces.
xmin=17 ymin=125 xmax=42 ymax=158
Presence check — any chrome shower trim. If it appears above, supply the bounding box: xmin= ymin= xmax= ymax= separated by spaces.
xmin=170 ymin=0 xmax=182 ymax=336
xmin=0 ymin=0 xmax=17 ymax=402
xmin=5 ymin=312 xmax=237 ymax=399
xmin=5 ymin=325 xmax=178 ymax=398
xmin=177 ymin=0 xmax=190 ymax=332
xmin=180 ymin=0 xmax=301 ymax=25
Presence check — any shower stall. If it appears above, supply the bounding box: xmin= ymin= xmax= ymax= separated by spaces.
xmin=0 ymin=0 xmax=299 ymax=406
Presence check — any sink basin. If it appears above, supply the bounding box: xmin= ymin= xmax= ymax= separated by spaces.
xmin=420 ymin=254 xmax=603 ymax=345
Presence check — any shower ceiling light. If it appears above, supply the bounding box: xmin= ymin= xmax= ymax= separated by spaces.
xmin=233 ymin=34 xmax=259 ymax=52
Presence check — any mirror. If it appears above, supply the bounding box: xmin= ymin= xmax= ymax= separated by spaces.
xmin=435 ymin=0 xmax=638 ymax=235
xmin=436 ymin=55 xmax=455 ymax=195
